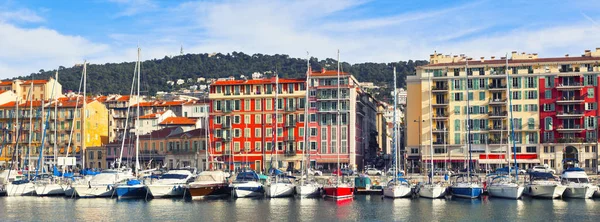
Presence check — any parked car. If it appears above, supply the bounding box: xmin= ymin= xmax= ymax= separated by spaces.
xmin=365 ymin=168 xmax=383 ymax=176
xmin=433 ymin=169 xmax=454 ymax=176
xmin=527 ymin=165 xmax=556 ymax=174
xmin=308 ymin=168 xmax=323 ymax=176
xmin=333 ymin=169 xmax=354 ymax=176
xmin=386 ymin=168 xmax=405 ymax=176
xmin=511 ymin=168 xmax=527 ymax=175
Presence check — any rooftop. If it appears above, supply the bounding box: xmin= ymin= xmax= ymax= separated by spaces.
xmin=159 ymin=117 xmax=198 ymax=125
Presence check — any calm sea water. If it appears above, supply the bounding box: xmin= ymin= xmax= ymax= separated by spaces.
xmin=1 ymin=195 xmax=599 ymax=221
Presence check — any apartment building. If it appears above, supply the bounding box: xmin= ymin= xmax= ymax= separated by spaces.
xmin=0 ymin=97 xmax=110 ymax=168
xmin=208 ymin=77 xmax=312 ymax=173
xmin=407 ymin=48 xmax=600 ymax=173
xmin=0 ymin=78 xmax=63 ymax=102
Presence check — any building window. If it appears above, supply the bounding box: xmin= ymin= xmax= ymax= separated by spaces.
xmin=255 ymin=128 xmax=261 ymax=137
xmin=266 ymin=142 xmax=272 ymax=151
xmin=255 ymin=142 xmax=261 ymax=152
xmin=526 ymin=146 xmax=536 ymax=153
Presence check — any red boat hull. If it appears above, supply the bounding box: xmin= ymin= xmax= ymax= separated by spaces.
xmin=323 ymin=186 xmax=354 ymax=200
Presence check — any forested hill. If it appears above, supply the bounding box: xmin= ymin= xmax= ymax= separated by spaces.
xmin=18 ymin=52 xmax=428 ymax=103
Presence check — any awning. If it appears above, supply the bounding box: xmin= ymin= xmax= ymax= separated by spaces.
xmin=423 ymin=159 xmax=476 ymax=163
xmin=315 ymin=158 xmax=350 ymax=163
xmin=514 ymin=159 xmax=540 ymax=164
xmin=478 ymin=159 xmax=508 ymax=164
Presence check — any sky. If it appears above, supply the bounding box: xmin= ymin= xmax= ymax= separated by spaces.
xmin=2 ymin=0 xmax=600 ymax=78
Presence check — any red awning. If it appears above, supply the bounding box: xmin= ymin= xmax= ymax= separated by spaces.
xmin=479 ymin=154 xmax=537 ymax=160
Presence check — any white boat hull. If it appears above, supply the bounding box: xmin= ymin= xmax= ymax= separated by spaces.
xmin=232 ymin=182 xmax=264 ymax=198
xmin=265 ymin=183 xmax=295 ymax=198
xmin=524 ymin=184 xmax=566 ymax=199
xmin=594 ymin=186 xmax=600 ymax=198
xmin=383 ymin=185 xmax=412 ymax=198
xmin=72 ymin=185 xmax=115 ymax=198
xmin=295 ymin=184 xmax=321 ymax=198
xmin=35 ymin=184 xmax=66 ymax=196
xmin=419 ymin=184 xmax=446 ymax=199
xmin=487 ymin=185 xmax=525 ymax=199
xmin=5 ymin=182 xmax=36 ymax=196
xmin=563 ymin=185 xmax=595 ymax=199
xmin=147 ymin=184 xmax=186 ymax=198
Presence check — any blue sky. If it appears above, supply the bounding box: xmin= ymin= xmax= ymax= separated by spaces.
xmin=2 ymin=0 xmax=600 ymax=78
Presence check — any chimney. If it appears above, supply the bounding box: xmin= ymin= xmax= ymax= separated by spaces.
xmin=565 ymin=54 xmax=569 ymax=58
xmin=491 ymin=56 xmax=496 ymax=60
xmin=501 ymin=57 xmax=506 ymax=60
xmin=511 ymin=51 xmax=517 ymax=58
xmin=480 ymin=57 xmax=485 ymax=62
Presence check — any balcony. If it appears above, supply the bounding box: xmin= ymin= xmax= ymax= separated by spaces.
xmin=556 ymin=96 xmax=584 ymax=104
xmin=488 ymin=126 xmax=508 ymax=131
xmin=283 ymin=137 xmax=295 ymax=143
xmin=285 ymin=122 xmax=296 ymax=128
xmin=431 ymin=85 xmax=448 ymax=93
xmin=556 ymin=125 xmax=584 ymax=132
xmin=488 ymin=139 xmax=509 ymax=145
xmin=556 ymin=110 xmax=584 ymax=118
xmin=285 ymin=149 xmax=297 ymax=156
xmin=488 ymin=84 xmax=507 ymax=91
xmin=559 ymin=68 xmax=574 ymax=73
xmin=556 ymin=82 xmax=583 ymax=90
xmin=432 ymin=128 xmax=448 ymax=133
xmin=432 ymin=113 xmax=449 ymax=119
xmin=223 ymin=109 xmax=232 ymax=114
xmin=221 ymin=123 xmax=231 ymax=129
xmin=432 ymin=100 xmax=449 ymax=107
xmin=488 ymin=111 xmax=508 ymax=118
xmin=557 ymin=138 xmax=585 ymax=143
xmin=488 ymin=98 xmax=507 ymax=105
xmin=285 ymin=106 xmax=296 ymax=112
xmin=222 ymin=137 xmax=231 ymax=142
xmin=432 ymin=141 xmax=449 ymax=145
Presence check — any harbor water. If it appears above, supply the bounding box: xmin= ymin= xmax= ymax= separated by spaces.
xmin=1 ymin=195 xmax=599 ymax=221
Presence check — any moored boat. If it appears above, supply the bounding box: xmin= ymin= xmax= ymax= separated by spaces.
xmin=451 ymin=174 xmax=483 ymax=199
xmin=231 ymin=171 xmax=265 ymax=198
xmin=148 ymin=169 xmax=196 ymax=198
xmin=419 ymin=183 xmax=447 ymax=199
xmin=561 ymin=167 xmax=596 ymax=199
xmin=72 ymin=168 xmax=134 ymax=198
xmin=524 ymin=172 xmax=565 ymax=199
xmin=187 ymin=170 xmax=230 ymax=199
xmin=115 ymin=179 xmax=148 ymax=199
xmin=323 ymin=183 xmax=354 ymax=200
xmin=383 ymin=178 xmax=412 ymax=198
xmin=486 ymin=175 xmax=524 ymax=199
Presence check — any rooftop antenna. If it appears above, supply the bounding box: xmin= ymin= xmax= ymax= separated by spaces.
xmin=180 ymin=45 xmax=184 ymax=56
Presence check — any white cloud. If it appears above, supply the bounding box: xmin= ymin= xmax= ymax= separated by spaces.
xmin=107 ymin=0 xmax=158 ymax=17
xmin=0 ymin=8 xmax=44 ymax=23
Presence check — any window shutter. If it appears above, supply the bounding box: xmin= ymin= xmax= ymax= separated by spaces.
xmin=455 ymin=119 xmax=460 ymax=131
xmin=450 ymin=80 xmax=454 ymax=89
xmin=460 ymin=80 xmax=465 ymax=90
xmin=594 ymin=75 xmax=598 ymax=86
xmin=550 ymin=103 xmax=555 ymax=111
xmin=585 ymin=103 xmax=589 ymax=111
xmin=524 ymin=105 xmax=529 ymax=112
xmin=533 ymin=77 xmax=538 ymax=87
xmin=464 ymin=106 xmax=467 ymax=114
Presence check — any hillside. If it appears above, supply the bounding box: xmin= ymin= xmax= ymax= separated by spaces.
xmin=18 ymin=52 xmax=428 ymax=103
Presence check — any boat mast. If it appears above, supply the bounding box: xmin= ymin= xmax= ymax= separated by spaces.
xmin=117 ymin=55 xmax=138 ymax=169
xmin=427 ymin=69 xmax=434 ymax=184
xmin=54 ymin=71 xmax=58 ymax=168
xmin=36 ymin=100 xmax=45 ymax=178
xmin=506 ymin=54 xmax=518 ymax=182
xmin=135 ymin=47 xmax=141 ymax=176
xmin=6 ymin=97 xmax=20 ymax=181
xmin=82 ymin=62 xmax=87 ymax=170
xmin=301 ymin=52 xmax=310 ymax=186
xmin=466 ymin=59 xmax=472 ymax=180
xmin=336 ymin=50 xmax=341 ymax=186
xmin=393 ymin=67 xmax=398 ymax=182
xmin=204 ymin=98 xmax=209 ymax=171
xmin=274 ymin=72 xmax=279 ymax=180
xmin=27 ymin=79 xmax=34 ymax=180
xmin=63 ymin=63 xmax=84 ymax=176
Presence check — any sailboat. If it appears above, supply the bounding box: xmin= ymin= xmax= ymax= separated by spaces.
xmin=419 ymin=68 xmax=447 ymax=199
xmin=72 ymin=62 xmax=135 ymax=198
xmin=450 ymin=58 xmax=483 ymax=199
xmin=114 ymin=48 xmax=150 ymax=199
xmin=383 ymin=67 xmax=412 ymax=198
xmin=5 ymin=83 xmax=36 ymax=196
xmin=322 ymin=50 xmax=354 ymax=200
xmin=34 ymin=71 xmax=66 ymax=196
xmin=295 ymin=53 xmax=322 ymax=198
xmin=265 ymin=74 xmax=296 ymax=198
xmin=487 ymin=55 xmax=524 ymax=200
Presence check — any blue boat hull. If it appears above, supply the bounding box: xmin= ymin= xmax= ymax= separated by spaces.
xmin=451 ymin=187 xmax=483 ymax=199
xmin=115 ymin=185 xmax=148 ymax=199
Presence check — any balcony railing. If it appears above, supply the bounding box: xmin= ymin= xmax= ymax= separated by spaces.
xmin=488 ymin=139 xmax=508 ymax=144
xmin=488 ymin=111 xmax=508 ymax=117
xmin=488 ymin=84 xmax=507 ymax=89
xmin=489 ymin=126 xmax=508 ymax=131
xmin=433 ymin=100 xmax=449 ymax=106
xmin=556 ymin=110 xmax=584 ymax=117
xmin=556 ymin=82 xmax=583 ymax=90
xmin=556 ymin=96 xmax=584 ymax=103
xmin=489 ymin=98 xmax=507 ymax=104
xmin=557 ymin=138 xmax=584 ymax=143
xmin=556 ymin=125 xmax=583 ymax=132
xmin=432 ymin=141 xmax=448 ymax=145
xmin=559 ymin=68 xmax=574 ymax=73
xmin=284 ymin=137 xmax=295 ymax=142
xmin=432 ymin=113 xmax=448 ymax=119
xmin=285 ymin=150 xmax=297 ymax=156
xmin=285 ymin=122 xmax=296 ymax=128
xmin=286 ymin=106 xmax=296 ymax=112
xmin=431 ymin=86 xmax=448 ymax=91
